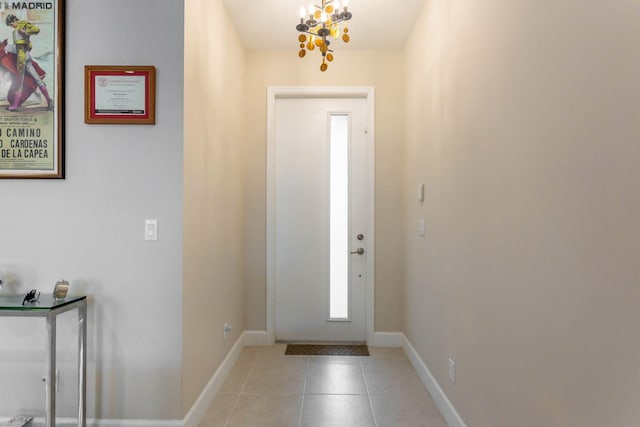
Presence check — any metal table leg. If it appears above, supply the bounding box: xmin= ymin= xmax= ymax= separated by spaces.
xmin=78 ymin=301 xmax=87 ymax=427
xmin=46 ymin=313 xmax=57 ymax=427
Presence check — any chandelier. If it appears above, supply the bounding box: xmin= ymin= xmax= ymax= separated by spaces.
xmin=296 ymin=0 xmax=353 ymax=72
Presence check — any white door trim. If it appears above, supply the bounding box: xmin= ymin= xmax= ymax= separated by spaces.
xmin=266 ymin=86 xmax=375 ymax=344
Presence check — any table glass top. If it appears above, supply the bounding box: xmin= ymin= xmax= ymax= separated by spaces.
xmin=0 ymin=294 xmax=86 ymax=311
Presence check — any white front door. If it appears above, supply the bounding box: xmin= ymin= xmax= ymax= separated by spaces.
xmin=271 ymin=94 xmax=371 ymax=342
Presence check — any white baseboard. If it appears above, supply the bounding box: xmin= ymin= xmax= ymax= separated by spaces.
xmin=401 ymin=334 xmax=467 ymax=427
xmin=20 ymin=418 xmax=182 ymax=427
xmin=89 ymin=420 xmax=182 ymax=427
xmin=370 ymin=331 xmax=404 ymax=347
xmin=182 ymin=332 xmax=246 ymax=427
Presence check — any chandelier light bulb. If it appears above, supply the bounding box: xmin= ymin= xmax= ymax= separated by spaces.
xmin=300 ymin=6 xmax=307 ymax=18
xmin=308 ymin=5 xmax=314 ymax=17
xmin=321 ymin=11 xmax=328 ymax=22
xmin=334 ymin=1 xmax=340 ymax=10
xmin=343 ymin=0 xmax=349 ymax=8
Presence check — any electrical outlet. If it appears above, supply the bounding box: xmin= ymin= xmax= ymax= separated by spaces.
xmin=448 ymin=358 xmax=455 ymax=384
xmin=223 ymin=322 xmax=232 ymax=340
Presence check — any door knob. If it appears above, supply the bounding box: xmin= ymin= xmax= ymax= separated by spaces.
xmin=350 ymin=248 xmax=365 ymax=255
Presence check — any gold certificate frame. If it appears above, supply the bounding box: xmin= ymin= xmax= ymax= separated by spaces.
xmin=0 ymin=0 xmax=65 ymax=179
xmin=84 ymin=65 xmax=156 ymax=125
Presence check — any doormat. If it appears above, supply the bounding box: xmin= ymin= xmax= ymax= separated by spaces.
xmin=285 ymin=344 xmax=369 ymax=356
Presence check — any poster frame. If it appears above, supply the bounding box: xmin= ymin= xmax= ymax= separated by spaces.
xmin=0 ymin=0 xmax=65 ymax=179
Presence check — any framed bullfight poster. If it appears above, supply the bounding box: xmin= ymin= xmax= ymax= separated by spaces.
xmin=0 ymin=0 xmax=64 ymax=179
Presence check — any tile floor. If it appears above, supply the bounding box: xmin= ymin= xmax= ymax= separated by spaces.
xmin=198 ymin=344 xmax=448 ymax=427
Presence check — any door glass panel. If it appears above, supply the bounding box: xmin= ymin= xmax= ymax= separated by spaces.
xmin=329 ymin=114 xmax=349 ymax=320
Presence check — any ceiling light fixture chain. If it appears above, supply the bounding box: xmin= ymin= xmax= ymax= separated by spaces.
xmin=295 ymin=0 xmax=352 ymax=72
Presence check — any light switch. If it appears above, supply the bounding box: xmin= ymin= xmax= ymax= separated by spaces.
xmin=418 ymin=219 xmax=425 ymax=236
xmin=145 ymin=219 xmax=158 ymax=241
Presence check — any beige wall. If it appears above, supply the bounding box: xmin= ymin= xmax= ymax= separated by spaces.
xmin=404 ymin=1 xmax=640 ymax=426
xmin=243 ymin=50 xmax=406 ymax=332
xmin=183 ymin=0 xmax=246 ymax=413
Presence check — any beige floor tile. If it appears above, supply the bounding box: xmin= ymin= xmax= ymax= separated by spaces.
xmin=243 ymin=357 xmax=308 ymax=394
xmin=254 ymin=351 xmax=308 ymax=369
xmin=370 ymin=391 xmax=448 ymax=427
xmin=300 ymin=394 xmax=375 ymax=427
xmin=305 ymin=362 xmax=367 ymax=395
xmin=242 ymin=346 xmax=264 ymax=357
xmin=257 ymin=343 xmax=288 ymax=358
xmin=363 ymin=362 xmax=427 ymax=395
xmin=365 ymin=347 xmax=412 ymax=365
xmin=198 ymin=393 xmax=238 ymax=427
xmin=199 ymin=345 xmax=450 ymax=427
xmin=308 ymin=355 xmax=367 ymax=364
xmin=226 ymin=393 xmax=302 ymax=427
xmin=220 ymin=367 xmax=250 ymax=393
xmin=255 ymin=347 xmax=308 ymax=368
xmin=220 ymin=349 xmax=260 ymax=393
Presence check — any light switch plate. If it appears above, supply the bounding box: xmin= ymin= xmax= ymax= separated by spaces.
xmin=145 ymin=219 xmax=158 ymax=241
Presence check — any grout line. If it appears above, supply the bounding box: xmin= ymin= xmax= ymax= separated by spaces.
xmin=223 ymin=351 xmax=259 ymax=427
xmin=361 ymin=358 xmax=378 ymax=427
xmin=297 ymin=356 xmax=309 ymax=427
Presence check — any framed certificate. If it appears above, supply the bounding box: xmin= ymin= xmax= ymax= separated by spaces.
xmin=84 ymin=65 xmax=156 ymax=125
xmin=0 ymin=0 xmax=65 ymax=179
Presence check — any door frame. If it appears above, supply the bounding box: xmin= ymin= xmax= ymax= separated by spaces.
xmin=266 ymin=86 xmax=376 ymax=344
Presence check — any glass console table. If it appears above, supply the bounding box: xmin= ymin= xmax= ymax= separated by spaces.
xmin=0 ymin=295 xmax=87 ymax=427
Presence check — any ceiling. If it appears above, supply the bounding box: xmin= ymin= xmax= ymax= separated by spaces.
xmin=222 ymin=0 xmax=427 ymax=50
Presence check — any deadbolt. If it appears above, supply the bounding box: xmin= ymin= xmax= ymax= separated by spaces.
xmin=357 ymin=234 xmax=365 ymax=241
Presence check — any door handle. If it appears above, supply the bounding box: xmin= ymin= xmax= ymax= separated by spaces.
xmin=350 ymin=248 xmax=365 ymax=255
